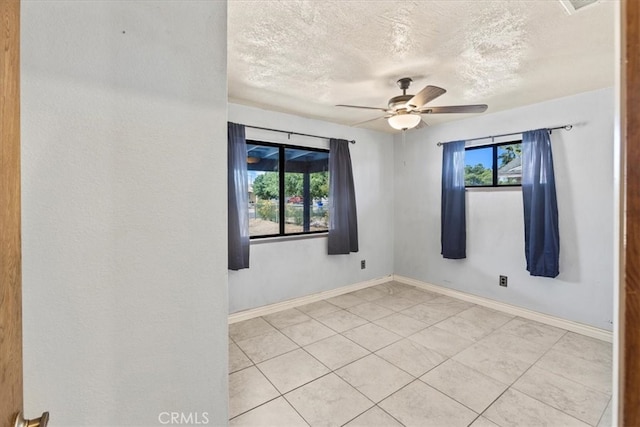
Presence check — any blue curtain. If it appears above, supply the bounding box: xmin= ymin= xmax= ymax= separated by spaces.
xmin=328 ymin=139 xmax=359 ymax=254
xmin=441 ymin=140 xmax=466 ymax=259
xmin=228 ymin=122 xmax=250 ymax=270
xmin=522 ymin=129 xmax=559 ymax=278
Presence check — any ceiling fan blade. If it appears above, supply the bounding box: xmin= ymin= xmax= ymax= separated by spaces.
xmin=350 ymin=115 xmax=390 ymax=127
xmin=406 ymin=85 xmax=446 ymax=109
xmin=418 ymin=104 xmax=488 ymax=114
xmin=336 ymin=104 xmax=390 ymax=112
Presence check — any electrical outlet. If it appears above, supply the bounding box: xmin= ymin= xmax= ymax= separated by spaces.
xmin=361 ymin=260 xmax=366 ymax=269
xmin=499 ymin=275 xmax=508 ymax=287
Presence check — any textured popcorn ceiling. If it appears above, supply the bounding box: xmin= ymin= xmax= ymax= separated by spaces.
xmin=228 ymin=0 xmax=614 ymax=133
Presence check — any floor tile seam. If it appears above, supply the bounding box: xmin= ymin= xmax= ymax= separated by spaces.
xmin=278 ymin=322 xmax=341 ymax=347
xmin=300 ymin=300 xmax=343 ymax=315
xmin=252 ymin=361 xmax=292 ymax=396
xmin=521 ymin=359 xmax=613 ymax=400
xmin=503 ymin=385 xmax=598 ymax=426
xmin=594 ymin=396 xmax=612 ymax=427
xmin=334 ymin=368 xmax=415 ymax=405
xmin=368 ymin=315 xmax=431 ymax=339
xmin=474 ymin=327 xmax=555 ymax=357
xmin=435 ymin=323 xmax=495 ymax=343
xmin=399 ymin=378 xmax=483 ymax=420
xmin=261 ymin=312 xmax=313 ymax=331
xmin=486 ymin=330 xmax=560 ymax=389
xmin=534 ymin=350 xmax=613 ymax=394
xmin=305 ymin=309 xmax=343 ymax=321
xmin=273 ymin=370 xmax=337 ymax=401
xmin=229 ymin=340 xmax=257 ymax=372
xmin=323 ymin=349 xmax=373 ymax=372
xmin=467 ymin=414 xmax=483 ymax=427
xmin=492 ymin=322 xmax=567 ymax=348
xmin=437 ymin=311 xmax=515 ymax=342
xmin=338 ymin=404 xmax=406 ymax=427
xmin=276 ymin=392 xmax=313 ymax=427
xmin=405 ymin=331 xmax=473 ymax=360
xmin=333 ymin=329 xmax=378 ymax=356
xmin=376 ymin=377 xmax=434 ymax=411
xmin=346 ymin=299 xmax=397 ymax=318
xmin=256 ymin=346 xmax=334 ymax=392
xmin=281 ymin=372 xmax=378 ymax=425
xmin=229 ymin=359 xmax=255 ymax=375
xmin=375 ymin=404 xmax=407 ymax=427
xmin=297 ymin=343 xmax=358 ymax=377
xmin=509 ymin=380 xmax=608 ymax=426
xmin=372 ymin=341 xmax=450 ymax=379
xmin=457 ymin=335 xmax=549 ymax=367
xmin=547 ymin=340 xmax=614 ymax=367
xmin=412 ymin=375 xmax=486 ymax=416
xmin=228 ymin=393 xmax=282 ymax=422
xmin=245 ymin=344 xmax=301 ymax=365
xmin=332 ymin=352 xmax=416 ymax=395
xmin=475 ymin=333 xmax=600 ymax=425
xmin=476 ymin=386 xmax=512 ymax=423
xmin=312 ymin=310 xmax=371 ymax=334
xmin=233 ymin=327 xmax=292 ymax=348
xmin=416 ymin=310 xmax=475 ymax=335
xmin=230 ymin=328 xmax=277 ymax=343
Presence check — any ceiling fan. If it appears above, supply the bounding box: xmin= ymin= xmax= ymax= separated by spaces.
xmin=337 ymin=77 xmax=488 ymax=131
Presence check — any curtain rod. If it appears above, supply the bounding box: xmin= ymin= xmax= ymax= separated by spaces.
xmin=436 ymin=125 xmax=573 ymax=147
xmin=244 ymin=124 xmax=356 ymax=144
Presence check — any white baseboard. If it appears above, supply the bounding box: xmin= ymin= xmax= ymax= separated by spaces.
xmin=228 ymin=275 xmax=394 ymax=324
xmin=393 ymin=274 xmax=613 ymax=343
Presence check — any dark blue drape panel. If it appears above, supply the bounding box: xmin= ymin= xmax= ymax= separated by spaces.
xmin=228 ymin=122 xmax=250 ymax=270
xmin=522 ymin=129 xmax=559 ymax=278
xmin=441 ymin=140 xmax=466 ymax=259
xmin=328 ymin=139 xmax=359 ymax=255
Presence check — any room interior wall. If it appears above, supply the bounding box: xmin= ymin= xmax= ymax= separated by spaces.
xmin=20 ymin=2 xmax=229 ymax=426
xmin=228 ymin=103 xmax=394 ymax=313
xmin=394 ymin=87 xmax=614 ymax=331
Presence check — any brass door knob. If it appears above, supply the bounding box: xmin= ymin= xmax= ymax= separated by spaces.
xmin=14 ymin=412 xmax=49 ymax=427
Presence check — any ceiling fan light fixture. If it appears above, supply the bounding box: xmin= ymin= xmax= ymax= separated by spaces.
xmin=388 ymin=113 xmax=421 ymax=130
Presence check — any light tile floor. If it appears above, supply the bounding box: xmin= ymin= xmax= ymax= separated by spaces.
xmin=229 ymin=282 xmax=613 ymax=427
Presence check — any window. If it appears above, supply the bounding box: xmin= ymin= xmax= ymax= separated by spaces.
xmin=247 ymin=141 xmax=329 ymax=238
xmin=465 ymin=141 xmax=522 ymax=187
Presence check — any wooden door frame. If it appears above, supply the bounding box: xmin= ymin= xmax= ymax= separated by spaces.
xmin=621 ymin=0 xmax=640 ymax=424
xmin=0 ymin=0 xmax=22 ymax=425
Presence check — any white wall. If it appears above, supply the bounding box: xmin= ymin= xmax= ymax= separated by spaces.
xmin=394 ymin=88 xmax=614 ymax=330
xmin=228 ymin=104 xmax=394 ymax=313
xmin=21 ymin=2 xmax=228 ymax=426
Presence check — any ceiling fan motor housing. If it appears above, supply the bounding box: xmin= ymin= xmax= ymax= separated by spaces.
xmin=388 ymin=94 xmax=413 ymax=111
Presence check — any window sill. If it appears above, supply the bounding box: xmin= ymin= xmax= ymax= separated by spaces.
xmin=465 ymin=186 xmax=521 ymax=192
xmin=250 ymin=232 xmax=328 ymax=245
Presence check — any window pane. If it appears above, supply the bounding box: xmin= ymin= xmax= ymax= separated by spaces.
xmin=284 ymin=148 xmax=329 ymax=234
xmin=465 ymin=147 xmax=493 ymax=186
xmin=497 ymin=143 xmax=522 ymax=185
xmin=247 ymin=143 xmax=280 ymax=237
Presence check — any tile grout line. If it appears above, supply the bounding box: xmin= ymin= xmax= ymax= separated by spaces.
xmin=229 ymin=283 xmax=612 ymax=425
xmin=473 ymin=329 xmax=572 ymax=424
xmin=498 ymin=330 xmax=612 ymax=426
